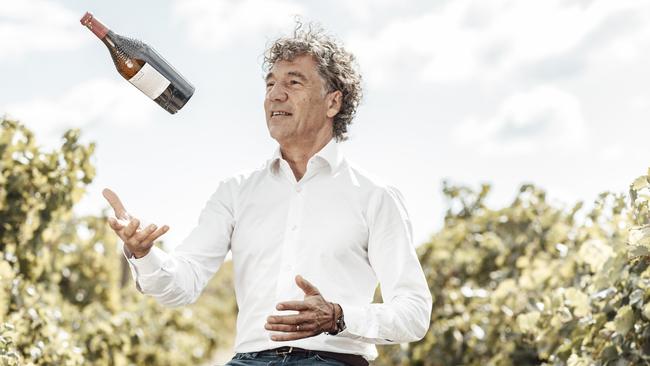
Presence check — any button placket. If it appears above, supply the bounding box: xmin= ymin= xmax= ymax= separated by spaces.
xmin=274 ymin=183 xmax=306 ymax=302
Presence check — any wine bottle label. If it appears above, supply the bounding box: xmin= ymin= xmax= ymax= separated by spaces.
xmin=128 ymin=63 xmax=171 ymax=100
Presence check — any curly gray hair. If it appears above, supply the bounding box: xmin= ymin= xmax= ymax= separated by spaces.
xmin=263 ymin=21 xmax=363 ymax=142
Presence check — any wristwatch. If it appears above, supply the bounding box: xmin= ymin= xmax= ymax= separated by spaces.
xmin=327 ymin=304 xmax=346 ymax=335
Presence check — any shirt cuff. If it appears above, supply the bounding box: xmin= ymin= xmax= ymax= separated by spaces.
xmin=337 ymin=303 xmax=375 ymax=339
xmin=124 ymin=245 xmax=168 ymax=275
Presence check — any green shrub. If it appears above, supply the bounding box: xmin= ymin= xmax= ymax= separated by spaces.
xmin=375 ymin=172 xmax=650 ymax=365
xmin=0 ymin=119 xmax=236 ymax=366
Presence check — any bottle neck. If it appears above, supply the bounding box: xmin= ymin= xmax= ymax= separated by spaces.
xmin=80 ymin=12 xmax=109 ymax=39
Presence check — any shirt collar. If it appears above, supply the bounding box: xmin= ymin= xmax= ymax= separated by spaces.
xmin=268 ymin=138 xmax=342 ymax=175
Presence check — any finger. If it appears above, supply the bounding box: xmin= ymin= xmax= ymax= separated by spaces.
xmin=132 ymin=223 xmax=158 ymax=243
xmin=142 ymin=225 xmax=170 ymax=244
xmin=134 ymin=240 xmax=155 ymax=254
xmin=108 ymin=217 xmax=125 ymax=231
xmin=109 ymin=216 xmax=130 ymax=229
xmin=276 ymin=301 xmax=310 ymax=311
xmin=295 ymin=275 xmax=320 ymax=296
xmin=270 ymin=330 xmax=317 ymax=342
xmin=122 ymin=218 xmax=140 ymax=238
xmin=267 ymin=314 xmax=309 ymax=325
xmin=265 ymin=322 xmax=318 ymax=332
xmin=135 ymin=225 xmax=170 ymax=252
xmin=124 ymin=220 xmax=147 ymax=248
xmin=108 ymin=218 xmax=129 ymax=244
xmin=102 ymin=188 xmax=130 ymax=219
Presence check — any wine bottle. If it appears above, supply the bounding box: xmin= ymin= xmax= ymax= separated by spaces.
xmin=80 ymin=12 xmax=194 ymax=114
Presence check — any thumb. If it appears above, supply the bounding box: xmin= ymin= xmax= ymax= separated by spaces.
xmin=295 ymin=275 xmax=320 ymax=296
xmin=102 ymin=188 xmax=130 ymax=220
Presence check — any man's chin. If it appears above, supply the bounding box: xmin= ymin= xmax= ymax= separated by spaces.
xmin=270 ymin=134 xmax=299 ymax=148
xmin=268 ymin=128 xmax=287 ymax=144
xmin=268 ymin=125 xmax=288 ymax=137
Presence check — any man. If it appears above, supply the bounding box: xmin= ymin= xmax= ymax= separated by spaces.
xmin=104 ymin=23 xmax=432 ymax=365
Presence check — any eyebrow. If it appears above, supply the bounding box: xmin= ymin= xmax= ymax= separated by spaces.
xmin=264 ymin=71 xmax=308 ymax=82
xmin=287 ymin=71 xmax=308 ymax=81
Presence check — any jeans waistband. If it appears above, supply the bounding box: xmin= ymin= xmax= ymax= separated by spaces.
xmin=258 ymin=347 xmax=369 ymax=366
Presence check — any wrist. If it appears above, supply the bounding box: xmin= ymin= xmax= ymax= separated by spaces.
xmin=330 ymin=303 xmax=340 ymax=332
xmin=326 ymin=302 xmax=345 ymax=335
xmin=132 ymin=249 xmax=150 ymax=259
xmin=334 ymin=303 xmax=343 ymax=330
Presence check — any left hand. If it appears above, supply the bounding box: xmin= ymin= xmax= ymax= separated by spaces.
xmin=265 ymin=275 xmax=338 ymax=341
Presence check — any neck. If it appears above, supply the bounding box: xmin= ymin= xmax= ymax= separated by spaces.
xmin=280 ymin=131 xmax=333 ymax=181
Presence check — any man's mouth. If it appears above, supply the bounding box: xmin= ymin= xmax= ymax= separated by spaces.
xmin=271 ymin=111 xmax=292 ymax=117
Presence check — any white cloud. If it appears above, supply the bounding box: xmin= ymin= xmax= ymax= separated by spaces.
xmin=629 ymin=94 xmax=650 ymax=111
xmin=0 ymin=0 xmax=87 ymax=60
xmin=336 ymin=0 xmax=405 ymax=24
xmin=597 ymin=144 xmax=624 ymax=162
xmin=2 ymin=78 xmax=156 ymax=147
xmin=172 ymin=0 xmax=305 ymax=49
xmin=347 ymin=0 xmax=650 ymax=86
xmin=452 ymin=86 xmax=586 ymax=155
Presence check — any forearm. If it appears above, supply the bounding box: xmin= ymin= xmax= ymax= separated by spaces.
xmin=337 ymin=294 xmax=432 ymax=344
xmin=124 ymin=244 xmax=224 ymax=307
xmin=123 ymin=181 xmax=235 ymax=306
xmin=351 ymin=185 xmax=432 ymax=344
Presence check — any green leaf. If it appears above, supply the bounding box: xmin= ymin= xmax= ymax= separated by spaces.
xmin=516 ymin=311 xmax=540 ymax=333
xmin=628 ymin=225 xmax=650 ymax=246
xmin=614 ymin=305 xmax=634 ymax=335
xmin=567 ymin=353 xmax=593 ymax=366
xmin=627 ymin=245 xmax=650 ymax=258
xmin=632 ymin=176 xmax=649 ymax=191
xmin=564 ymin=288 xmax=590 ymax=317
xmin=643 ymin=303 xmax=650 ymax=321
xmin=578 ymin=239 xmax=613 ymax=272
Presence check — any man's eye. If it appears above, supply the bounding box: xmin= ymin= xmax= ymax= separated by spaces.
xmin=266 ymin=82 xmax=275 ymax=88
xmin=290 ymin=80 xmax=302 ymax=85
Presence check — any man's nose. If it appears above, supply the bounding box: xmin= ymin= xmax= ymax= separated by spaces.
xmin=266 ymin=84 xmax=288 ymax=102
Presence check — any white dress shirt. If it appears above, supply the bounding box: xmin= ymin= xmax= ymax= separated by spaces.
xmin=124 ymin=138 xmax=432 ymax=361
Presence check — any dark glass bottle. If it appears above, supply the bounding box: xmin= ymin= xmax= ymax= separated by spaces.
xmin=80 ymin=12 xmax=194 ymax=114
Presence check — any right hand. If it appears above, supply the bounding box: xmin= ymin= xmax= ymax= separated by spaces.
xmin=102 ymin=188 xmax=169 ymax=258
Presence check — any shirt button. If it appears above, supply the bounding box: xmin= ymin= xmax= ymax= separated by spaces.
xmin=291 ymin=225 xmax=298 ymax=231
xmin=296 ymin=186 xmax=302 ymax=193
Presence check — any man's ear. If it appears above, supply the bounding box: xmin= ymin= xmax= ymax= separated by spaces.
xmin=326 ymin=90 xmax=343 ymax=118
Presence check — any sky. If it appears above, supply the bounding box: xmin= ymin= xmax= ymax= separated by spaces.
xmin=1 ymin=0 xmax=649 ymax=252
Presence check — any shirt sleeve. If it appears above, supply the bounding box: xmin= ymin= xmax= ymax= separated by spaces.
xmin=122 ymin=180 xmax=235 ymax=307
xmin=337 ymin=186 xmax=432 ymax=344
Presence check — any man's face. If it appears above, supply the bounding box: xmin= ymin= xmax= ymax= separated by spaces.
xmin=264 ymin=54 xmax=340 ymax=145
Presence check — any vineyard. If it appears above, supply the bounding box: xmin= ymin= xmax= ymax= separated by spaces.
xmin=1 ymin=118 xmax=650 ymax=365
